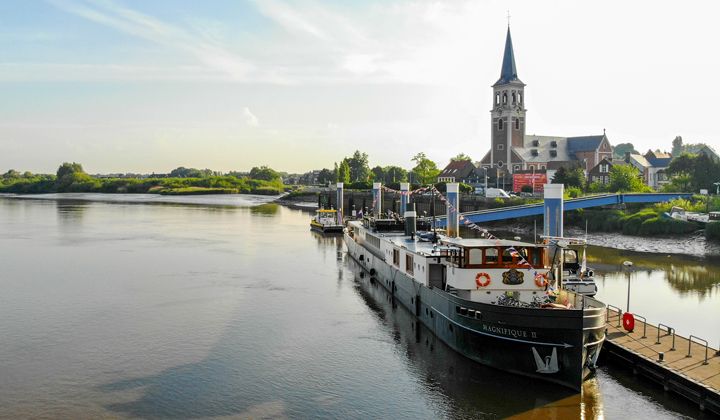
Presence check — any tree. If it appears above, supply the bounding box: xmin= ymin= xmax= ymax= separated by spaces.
xmin=56 ymin=162 xmax=84 ymax=180
xmin=613 ymin=143 xmax=638 ymax=159
xmin=451 ymin=153 xmax=472 ymax=162
xmin=411 ymin=152 xmax=440 ymax=185
xmin=336 ymin=160 xmax=350 ymax=184
xmin=671 ymin=136 xmax=684 ymax=157
xmin=607 ymin=164 xmax=650 ymax=192
xmin=346 ymin=150 xmax=370 ymax=182
xmin=370 ymin=166 xmax=384 ymax=182
xmin=317 ymin=168 xmax=334 ymax=184
xmin=169 ymin=167 xmax=212 ymax=178
xmin=551 ymin=166 xmax=585 ymax=189
xmin=249 ymin=166 xmax=281 ymax=181
xmin=383 ymin=166 xmax=408 ymax=184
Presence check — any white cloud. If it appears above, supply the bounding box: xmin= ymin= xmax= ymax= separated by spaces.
xmin=242 ymin=107 xmax=259 ymax=127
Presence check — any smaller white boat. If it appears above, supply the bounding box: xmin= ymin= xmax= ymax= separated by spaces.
xmin=561 ymin=247 xmax=597 ymax=296
xmin=310 ymin=209 xmax=343 ymax=233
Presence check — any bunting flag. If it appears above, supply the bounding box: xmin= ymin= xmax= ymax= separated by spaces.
xmin=427 ymin=185 xmax=536 ymax=271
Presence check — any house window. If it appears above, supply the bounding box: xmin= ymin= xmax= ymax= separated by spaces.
xmin=497 ymin=144 xmax=504 ymax=151
xmin=514 ymin=165 xmax=520 ymax=171
xmin=393 ymin=249 xmax=400 ymax=266
xmin=541 ymin=166 xmax=546 ymax=170
xmin=406 ymin=254 xmax=414 ymax=275
xmin=498 ymin=119 xmax=504 ymax=130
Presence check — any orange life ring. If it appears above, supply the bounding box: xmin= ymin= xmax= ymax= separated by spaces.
xmin=534 ymin=273 xmax=549 ymax=288
xmin=475 ymin=272 xmax=491 ymax=288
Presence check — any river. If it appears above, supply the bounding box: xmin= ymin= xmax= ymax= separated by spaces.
xmin=0 ymin=195 xmax=716 ymax=419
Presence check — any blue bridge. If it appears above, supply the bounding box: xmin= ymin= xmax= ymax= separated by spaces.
xmin=434 ymin=193 xmax=692 ymax=227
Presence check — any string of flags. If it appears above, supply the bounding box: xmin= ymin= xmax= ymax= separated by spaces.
xmin=428 ymin=185 xmax=536 ymax=273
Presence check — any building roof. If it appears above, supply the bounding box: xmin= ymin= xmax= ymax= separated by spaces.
xmin=566 ymin=135 xmax=605 ymax=153
xmin=647 ymin=157 xmax=672 ymax=167
xmin=438 ymin=160 xmax=476 ymax=179
xmin=515 ymin=135 xmax=572 ymax=163
xmin=627 ymin=153 xmax=651 ymax=168
xmin=494 ymin=27 xmax=523 ymax=86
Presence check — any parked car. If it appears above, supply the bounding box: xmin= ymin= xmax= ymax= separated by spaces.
xmin=485 ymin=188 xmax=511 ymax=198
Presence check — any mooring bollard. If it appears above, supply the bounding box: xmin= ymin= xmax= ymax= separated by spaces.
xmin=657 ymin=352 xmax=664 ymax=363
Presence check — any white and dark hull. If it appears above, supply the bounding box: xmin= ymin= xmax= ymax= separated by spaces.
xmin=344 ymin=231 xmax=605 ymax=391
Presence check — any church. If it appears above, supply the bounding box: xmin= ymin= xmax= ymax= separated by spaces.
xmin=478 ymin=27 xmax=613 ymax=189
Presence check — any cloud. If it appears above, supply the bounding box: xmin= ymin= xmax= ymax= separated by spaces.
xmin=242 ymin=107 xmax=259 ymax=127
xmin=46 ymin=0 xmax=254 ymax=80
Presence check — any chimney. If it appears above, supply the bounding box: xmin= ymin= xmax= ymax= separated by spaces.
xmin=404 ymin=203 xmax=417 ymax=238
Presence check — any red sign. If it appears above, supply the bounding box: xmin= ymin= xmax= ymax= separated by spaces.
xmin=512 ymin=173 xmax=547 ymax=193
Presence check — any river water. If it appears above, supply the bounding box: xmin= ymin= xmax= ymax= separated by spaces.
xmin=0 ymin=195 xmax=717 ymax=419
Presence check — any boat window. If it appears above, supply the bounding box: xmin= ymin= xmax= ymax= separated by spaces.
xmin=468 ymin=248 xmax=483 ymax=265
xmin=393 ymin=249 xmax=400 ymax=266
xmin=406 ymin=254 xmax=414 ymax=274
xmin=530 ymin=248 xmax=541 ymax=266
xmin=564 ymin=250 xmax=578 ymax=264
xmin=484 ymin=248 xmax=498 ymax=264
xmin=502 ymin=248 xmax=515 ymax=264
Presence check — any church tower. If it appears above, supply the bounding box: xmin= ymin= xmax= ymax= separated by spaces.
xmin=490 ymin=27 xmax=526 ymax=173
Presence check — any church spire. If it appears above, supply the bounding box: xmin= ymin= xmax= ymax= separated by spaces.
xmin=494 ymin=26 xmax=522 ymax=86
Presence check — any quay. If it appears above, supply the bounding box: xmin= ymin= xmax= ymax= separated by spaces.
xmin=603 ymin=308 xmax=720 ymax=415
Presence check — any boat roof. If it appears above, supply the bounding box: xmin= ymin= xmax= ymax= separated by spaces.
xmin=441 ymin=237 xmax=540 ymax=248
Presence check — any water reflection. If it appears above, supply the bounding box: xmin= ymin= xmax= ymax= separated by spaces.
xmin=250 ymin=203 xmax=280 ymax=216
xmin=55 ymin=200 xmax=87 ymax=224
xmin=587 ymin=245 xmax=720 ymax=296
xmin=346 ymin=257 xmax=600 ymax=419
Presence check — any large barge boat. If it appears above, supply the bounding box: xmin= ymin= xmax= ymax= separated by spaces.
xmin=342 ymin=185 xmax=607 ymax=391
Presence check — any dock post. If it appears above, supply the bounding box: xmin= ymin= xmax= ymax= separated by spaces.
xmin=372 ymin=182 xmax=382 ymax=216
xmin=543 ymin=183 xmax=564 ymax=238
xmin=336 ymin=182 xmax=344 ymax=224
xmin=400 ymin=182 xmax=409 ymax=215
xmin=446 ymin=183 xmax=460 ymax=237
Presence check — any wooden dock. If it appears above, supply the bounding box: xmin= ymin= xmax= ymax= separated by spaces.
xmin=602 ymin=307 xmax=720 ymax=415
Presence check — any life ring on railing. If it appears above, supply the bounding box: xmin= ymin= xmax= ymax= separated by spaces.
xmin=622 ymin=312 xmax=635 ymax=332
xmin=534 ymin=273 xmax=549 ymax=288
xmin=475 ymin=272 xmax=491 ymax=288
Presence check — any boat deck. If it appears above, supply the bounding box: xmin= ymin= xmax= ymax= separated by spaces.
xmin=604 ymin=308 xmax=720 ymax=414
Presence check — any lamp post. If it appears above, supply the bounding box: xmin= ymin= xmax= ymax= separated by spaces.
xmin=623 ymin=261 xmax=633 ymax=312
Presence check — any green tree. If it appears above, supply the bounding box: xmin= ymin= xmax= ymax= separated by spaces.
xmin=56 ymin=162 xmax=84 ymax=180
xmin=169 ymin=167 xmax=212 ymax=178
xmin=2 ymin=169 xmax=21 ymax=179
xmin=249 ymin=166 xmax=281 ymax=181
xmin=551 ymin=166 xmax=585 ymax=189
xmin=370 ymin=166 xmax=385 ymax=182
xmin=451 ymin=153 xmax=472 ymax=162
xmin=671 ymin=136 xmax=683 ymax=157
xmin=346 ymin=150 xmax=370 ymax=182
xmin=383 ymin=166 xmax=408 ymax=184
xmin=613 ymin=143 xmax=638 ymax=159
xmin=608 ymin=164 xmax=650 ymax=192
xmin=317 ymin=168 xmax=334 ymax=184
xmin=337 ymin=160 xmax=351 ymax=184
xmin=411 ymin=152 xmax=440 ymax=185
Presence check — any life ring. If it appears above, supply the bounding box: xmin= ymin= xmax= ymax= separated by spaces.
xmin=534 ymin=273 xmax=549 ymax=288
xmin=622 ymin=312 xmax=635 ymax=332
xmin=475 ymin=272 xmax=491 ymax=288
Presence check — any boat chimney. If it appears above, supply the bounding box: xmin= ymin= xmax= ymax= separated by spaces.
xmin=446 ymin=182 xmax=460 ymax=237
xmin=336 ymin=182 xmax=344 ymax=224
xmin=372 ymin=182 xmax=382 ymax=216
xmin=400 ymin=182 xmax=410 ymax=215
xmin=404 ymin=203 xmax=417 ymax=238
xmin=543 ymin=183 xmax=564 ymax=239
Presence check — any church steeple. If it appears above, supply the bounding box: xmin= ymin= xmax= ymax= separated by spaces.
xmin=494 ymin=27 xmax=522 ymax=86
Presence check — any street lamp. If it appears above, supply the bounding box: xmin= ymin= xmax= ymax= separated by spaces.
xmin=623 ymin=261 xmax=633 ymax=312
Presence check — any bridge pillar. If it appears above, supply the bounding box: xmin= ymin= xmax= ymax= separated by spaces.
xmin=544 ymin=184 xmax=564 ymax=239
xmin=400 ymin=182 xmax=409 ymax=215
xmin=336 ymin=182 xmax=344 ymax=224
xmin=447 ymin=183 xmax=460 ymax=237
xmin=372 ymin=182 xmax=382 ymax=216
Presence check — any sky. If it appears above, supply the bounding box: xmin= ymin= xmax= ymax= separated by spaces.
xmin=1 ymin=0 xmax=719 ymax=174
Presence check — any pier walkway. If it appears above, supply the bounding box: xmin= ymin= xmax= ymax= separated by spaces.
xmin=603 ymin=308 xmax=720 ymax=415
xmin=434 ymin=192 xmax=692 ymax=226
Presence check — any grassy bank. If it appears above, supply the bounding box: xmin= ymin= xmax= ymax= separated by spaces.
xmin=0 ymin=175 xmax=284 ymax=196
xmin=567 ymin=197 xmax=719 ymax=236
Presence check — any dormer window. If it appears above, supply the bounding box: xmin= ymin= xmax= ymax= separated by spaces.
xmin=532 ymin=140 xmax=539 ymax=147
xmin=531 ymin=149 xmax=539 ymax=157
xmin=550 ymin=141 xmax=557 ymax=148
xmin=549 ymin=150 xmax=557 ymax=158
